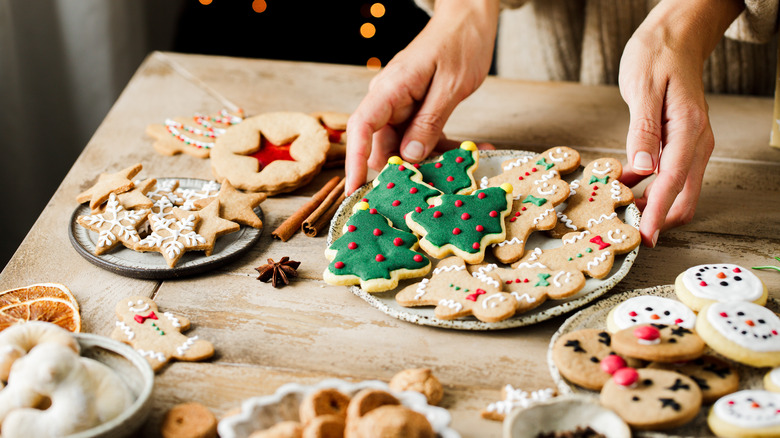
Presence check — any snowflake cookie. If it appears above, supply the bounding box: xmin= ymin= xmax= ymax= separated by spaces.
xmin=77 ymin=193 xmax=149 ymax=255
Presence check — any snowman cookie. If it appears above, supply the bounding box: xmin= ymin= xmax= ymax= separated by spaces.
xmin=708 ymin=390 xmax=780 ymax=438
xmin=606 ymin=295 xmax=697 ymax=333
xmin=675 ymin=264 xmax=768 ymax=312
xmin=648 ymin=355 xmax=739 ymax=404
xmin=111 ymin=296 xmax=214 ymax=371
xmin=600 ymin=368 xmax=702 ymax=430
xmin=695 ymin=301 xmax=780 ymax=367
xmin=611 ymin=324 xmax=706 ymax=363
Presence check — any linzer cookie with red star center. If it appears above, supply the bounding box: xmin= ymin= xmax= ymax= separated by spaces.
xmin=311 ymin=111 xmax=348 ymax=167
xmin=209 ymin=112 xmax=330 ymax=195
xmin=675 ymin=263 xmax=768 ymax=312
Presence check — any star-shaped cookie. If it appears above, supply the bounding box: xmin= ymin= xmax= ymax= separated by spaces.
xmin=134 ymin=209 xmax=207 ymax=267
xmin=194 ymin=180 xmax=266 ymax=228
xmin=76 ymin=163 xmax=143 ymax=210
xmin=94 ymin=178 xmax=156 ymax=213
xmin=175 ymin=200 xmax=240 ymax=256
xmin=77 ymin=193 xmax=149 ymax=255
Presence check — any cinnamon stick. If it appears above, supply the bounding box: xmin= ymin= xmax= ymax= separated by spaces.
xmin=272 ymin=176 xmax=341 ymax=241
xmin=302 ymin=178 xmax=346 ymax=237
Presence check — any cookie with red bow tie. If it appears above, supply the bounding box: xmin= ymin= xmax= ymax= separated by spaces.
xmin=111 ymin=296 xmax=214 ymax=371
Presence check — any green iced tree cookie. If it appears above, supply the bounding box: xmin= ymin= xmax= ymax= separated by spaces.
xmin=417 ymin=141 xmax=479 ymax=195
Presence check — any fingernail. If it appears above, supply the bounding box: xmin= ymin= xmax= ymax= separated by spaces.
xmin=651 ymin=229 xmax=659 ymax=247
xmin=633 ymin=151 xmax=654 ymax=172
xmin=404 ymin=141 xmax=425 ymax=162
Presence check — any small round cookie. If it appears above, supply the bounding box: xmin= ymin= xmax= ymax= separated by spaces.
xmin=611 ymin=324 xmax=706 ymax=363
xmin=606 ymin=295 xmax=697 ymax=333
xmin=551 ymin=328 xmax=642 ymax=391
xmin=301 ymin=414 xmax=345 ymax=438
xmin=696 ymin=301 xmax=780 ymax=367
xmin=210 ymin=111 xmax=330 ymax=196
xmin=708 ymin=390 xmax=780 ymax=438
xmin=299 ymin=388 xmax=351 ymax=425
xmin=389 ymin=368 xmax=444 ymax=405
xmin=648 ymin=355 xmax=739 ymax=404
xmin=675 ymin=263 xmax=767 ymax=312
xmin=764 ymin=367 xmax=780 ymax=392
xmin=248 ymin=421 xmax=303 ymax=438
xmin=160 ymin=402 xmax=217 ymax=438
xmin=351 ymin=405 xmax=434 ymax=438
xmin=600 ymin=368 xmax=702 ymax=430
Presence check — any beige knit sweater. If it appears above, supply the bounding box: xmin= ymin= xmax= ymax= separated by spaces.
xmin=414 ymin=0 xmax=778 ymax=96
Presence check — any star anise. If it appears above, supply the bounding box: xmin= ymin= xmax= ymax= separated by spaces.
xmin=256 ymin=257 xmax=300 ymax=288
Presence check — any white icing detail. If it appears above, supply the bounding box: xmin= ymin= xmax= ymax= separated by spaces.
xmin=568 ymin=179 xmax=580 ymax=196
xmin=612 ymin=296 xmax=696 ymax=330
xmin=527 ymin=248 xmax=542 ymax=262
xmin=485 ymin=386 xmax=554 ymax=415
xmin=535 ymin=183 xmax=557 ymax=196
xmin=511 ymin=292 xmax=537 ymax=304
xmin=548 ymin=148 xmax=568 ymax=162
xmin=414 ymin=278 xmax=430 ymax=299
xmin=174 ymin=180 xmax=220 ymax=211
xmin=432 ymin=265 xmax=466 ymax=275
xmin=482 ymin=293 xmax=508 ymax=309
xmin=610 ymin=180 xmax=622 ymax=201
xmin=163 ymin=312 xmax=181 ymax=328
xmin=533 ymin=208 xmax=555 ymax=225
xmin=586 ymin=251 xmax=611 ymax=270
xmin=115 ymin=320 xmax=135 ymax=340
xmin=607 ymin=228 xmax=628 ymax=243
xmin=138 ymin=213 xmax=207 ymax=259
xmin=495 ymin=237 xmax=523 ymax=247
xmin=479 ymin=176 xmax=489 ymax=189
xmin=503 ymin=156 xmax=533 ymax=171
xmin=79 ymin=194 xmax=146 ymax=250
xmin=514 ymin=262 xmax=548 ymax=269
xmin=128 ymin=300 xmax=150 ymax=313
xmin=438 ymin=299 xmax=463 ymax=312
xmin=137 ymin=349 xmax=167 ymax=362
xmin=552 ymin=271 xmax=572 ymax=287
xmin=681 ymin=264 xmax=764 ymax=302
xmin=591 ymin=161 xmax=612 ymax=175
xmin=637 ymin=338 xmax=661 ymax=345
xmin=563 ymin=230 xmax=590 ymax=245
xmin=164 ymin=119 xmax=215 ymax=149
xmin=534 ymin=170 xmax=559 ymax=183
xmin=176 ymin=336 xmax=199 ymax=356
xmin=586 ymin=212 xmax=618 ymax=228
xmin=557 ymin=212 xmax=577 ymax=230
xmin=472 ymin=265 xmax=500 ymax=288
xmin=713 ymin=390 xmax=780 ymax=428
xmin=706 ymin=301 xmax=780 ymax=352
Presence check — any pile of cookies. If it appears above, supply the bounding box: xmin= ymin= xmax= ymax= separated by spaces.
xmin=324 ymin=143 xmax=640 ymax=323
xmin=552 ymin=263 xmax=780 ymax=437
xmin=75 ymin=163 xmax=265 ymax=267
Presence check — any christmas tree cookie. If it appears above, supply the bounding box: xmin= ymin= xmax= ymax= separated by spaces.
xmin=361 ymin=156 xmax=441 ymax=233
xmin=482 ymin=147 xmax=580 ymax=198
xmin=406 ymin=184 xmax=514 ymax=264
xmin=324 ymin=202 xmax=431 ymax=293
xmin=395 ymin=257 xmax=518 ymax=323
xmin=549 ymin=157 xmax=634 ymax=238
xmin=416 ymin=141 xmax=479 ymax=195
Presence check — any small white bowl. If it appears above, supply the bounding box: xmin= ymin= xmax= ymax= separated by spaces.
xmin=503 ymin=395 xmax=630 ymax=438
xmin=217 ymin=378 xmax=459 ymax=438
xmin=66 ymin=333 xmax=155 ymax=438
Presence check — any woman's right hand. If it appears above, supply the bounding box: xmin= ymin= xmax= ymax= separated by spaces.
xmin=345 ymin=0 xmax=500 ymax=195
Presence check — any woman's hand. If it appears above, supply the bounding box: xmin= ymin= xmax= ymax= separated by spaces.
xmin=619 ymin=0 xmax=744 ymax=247
xmin=345 ymin=0 xmax=500 ymax=195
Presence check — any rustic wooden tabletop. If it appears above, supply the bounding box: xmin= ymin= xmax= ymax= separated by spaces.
xmin=1 ymin=52 xmax=779 ymax=437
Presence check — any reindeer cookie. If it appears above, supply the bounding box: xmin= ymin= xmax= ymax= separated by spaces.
xmin=550 ymin=157 xmax=634 ymax=238
xmin=481 ymin=146 xmax=580 ymax=198
xmin=512 ymin=217 xmax=640 ymax=279
xmin=395 ymin=257 xmax=518 ymax=323
xmin=111 ymin=296 xmax=214 ymax=372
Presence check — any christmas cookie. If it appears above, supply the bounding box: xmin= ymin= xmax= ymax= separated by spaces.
xmin=134 ymin=209 xmax=207 ymax=267
xmin=551 ymin=328 xmax=642 ymax=391
xmin=111 ymin=296 xmax=214 ymax=371
xmin=417 ymin=141 xmax=480 ymax=195
xmin=485 ymin=262 xmax=586 ymax=314
xmin=311 ymin=111 xmax=348 ymax=166
xmin=611 ymin=324 xmax=706 ymax=363
xmin=648 ymin=355 xmax=739 ymax=404
xmin=600 ymin=368 xmax=702 ymax=430
xmin=482 ymin=146 xmax=581 ymax=198
xmin=606 ymin=295 xmax=697 ymax=333
xmin=160 ymin=402 xmax=218 ymax=438
xmin=299 ymin=388 xmax=350 ymax=425
xmin=549 ymin=157 xmax=634 ymax=238
xmin=406 ymin=184 xmax=514 ymax=264
xmin=77 ymin=193 xmax=149 ymax=255
xmin=361 ymin=156 xmax=441 ymax=233
xmin=675 ymin=263 xmax=768 ymax=312
xmin=194 ymin=179 xmax=266 ymax=229
xmin=389 ymin=368 xmax=443 ymax=406
xmin=94 ymin=178 xmax=156 ymax=213
xmin=182 ymin=200 xmax=240 ymax=257
xmin=481 ymin=385 xmax=555 ymax=421
xmin=708 ymin=390 xmax=780 ymax=438
xmin=695 ymin=301 xmax=780 ymax=367
xmin=76 ymin=163 xmax=143 ymax=210
xmin=146 ymin=108 xmax=244 ymax=158
xmin=209 ymin=111 xmax=330 ymax=195
xmin=765 ymin=367 xmax=780 ymax=392
xmin=323 ymin=202 xmax=431 ymax=293
xmin=512 ymin=216 xmax=640 ymax=279
xmin=395 ymin=257 xmax=518 ymax=323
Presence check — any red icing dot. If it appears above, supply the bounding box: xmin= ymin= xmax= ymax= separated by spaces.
xmin=387 ymin=182 xmax=395 ymax=189
xmin=373 ymin=228 xmax=382 ymax=236
xmin=472 ymin=242 xmax=480 ymax=249
xmin=489 ymin=211 xmax=498 ymax=217
xmin=455 ymin=157 xmax=464 ymax=163
xmin=591 ymin=191 xmax=597 ymax=196
xmin=446 ymin=176 xmax=454 ymax=182
xmin=521 ymin=207 xmax=527 ymax=212
xmin=453 ymin=228 xmax=462 ymax=235
xmin=518 ymin=176 xmax=524 ymax=181
xmin=415 ymin=207 xmax=423 ymax=213
xmin=478 ymin=192 xmax=486 ymax=199
xmin=334 ymin=261 xmax=345 ymax=269
xmin=362 ymin=198 xmax=368 ymax=202
xmin=428 ymin=204 xmax=435 ymax=208
xmin=509 ymin=217 xmax=517 ymax=222
xmin=600 ymin=355 xmax=627 ymax=375
xmin=375 ymin=254 xmax=385 ymax=262
xmin=506 ymin=280 xmax=512 ymax=284
xmin=369 ymin=208 xmax=378 ymax=214
xmin=476 ymin=225 xmax=484 ymax=232
xmin=413 ymin=163 xmax=420 ymax=168
xmin=532 ymin=167 xmax=537 ymax=172
xmin=398 ymin=165 xmax=405 ymax=171
xmin=393 ymin=237 xmax=403 ymax=246
xmin=455 ymin=200 xmax=464 ymax=207
xmin=348 ymin=242 xmax=357 ymax=249
xmin=413 ymin=254 xmax=423 ymax=262
xmin=700 ymin=281 xmax=708 ymax=286
xmin=515 ymin=211 xmax=521 ymax=216
xmin=634 ymin=325 xmax=660 ymax=342
xmin=588 ymin=197 xmax=595 ymax=202
xmin=433 ymin=211 xmax=443 ymax=218
xmin=525 ymin=172 xmax=530 ymax=176
xmin=514 ymin=279 xmax=521 ymax=283
xmin=613 ymin=368 xmax=639 ymax=387
xmin=435 ymin=162 xmax=442 ymax=168
xmin=523 ymin=278 xmax=529 ymax=283
xmin=593 ymin=186 xmax=599 ymax=190
xmin=733 ymin=267 xmax=742 ymax=273
xmin=628 ymin=311 xmax=637 ymax=317
xmin=410 ymin=187 xmax=418 ymax=194
xmin=674 ymin=318 xmax=684 ymax=324
xmin=461 ymin=213 xmax=471 ymax=220
xmin=347 ymin=225 xmax=357 ymax=232
xmin=392 ymin=200 xmax=401 ymax=207
xmin=720 ymin=312 xmax=728 ymax=317
xmin=773 ymin=330 xmax=778 ymax=336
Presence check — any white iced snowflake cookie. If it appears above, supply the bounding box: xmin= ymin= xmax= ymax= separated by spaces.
xmin=708 ymin=390 xmax=780 ymax=438
xmin=696 ymin=301 xmax=780 ymax=367
xmin=675 ymin=264 xmax=767 ymax=312
xmin=606 ymin=295 xmax=696 ymax=333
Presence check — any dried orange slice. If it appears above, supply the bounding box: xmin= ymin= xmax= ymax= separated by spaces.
xmin=0 ymin=284 xmax=81 ymax=332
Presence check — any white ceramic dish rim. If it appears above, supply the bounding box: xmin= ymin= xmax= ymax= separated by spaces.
xmin=327 ymin=149 xmax=641 ymax=330
xmin=217 ymin=378 xmax=460 ymax=438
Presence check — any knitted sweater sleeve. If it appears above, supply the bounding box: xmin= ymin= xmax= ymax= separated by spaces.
xmin=725 ymin=0 xmax=779 ymax=43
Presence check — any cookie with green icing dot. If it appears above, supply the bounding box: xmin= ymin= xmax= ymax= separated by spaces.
xmin=416 ymin=141 xmax=479 ymax=195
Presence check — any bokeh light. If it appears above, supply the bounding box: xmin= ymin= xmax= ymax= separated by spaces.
xmin=370 ymin=3 xmax=385 ymax=18
xmin=199 ymin=0 xmax=212 ymax=5
xmin=252 ymin=0 xmax=267 ymax=13
xmin=360 ymin=23 xmax=376 ymax=39
xmin=366 ymin=57 xmax=382 ymax=70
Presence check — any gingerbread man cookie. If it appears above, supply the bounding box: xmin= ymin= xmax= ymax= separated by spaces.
xmin=481 ymin=146 xmax=581 ymax=198
xmin=512 ymin=216 xmax=640 ymax=279
xmin=417 ymin=141 xmax=480 ymax=195
xmin=111 ymin=296 xmax=214 ymax=371
xmin=549 ymin=157 xmax=634 ymax=238
xmin=395 ymin=257 xmax=518 ymax=323
xmin=146 ymin=108 xmax=244 ymax=159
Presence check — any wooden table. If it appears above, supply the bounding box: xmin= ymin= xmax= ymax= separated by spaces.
xmin=2 ymin=52 xmax=779 ymax=437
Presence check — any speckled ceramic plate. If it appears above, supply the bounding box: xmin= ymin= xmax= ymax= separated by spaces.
xmin=547 ymin=284 xmax=779 ymax=438
xmin=327 ymin=150 xmax=640 ymax=330
xmin=217 ymin=378 xmax=459 ymax=438
xmin=503 ymin=394 xmax=630 ymax=438
xmin=69 ymin=177 xmax=263 ymax=279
